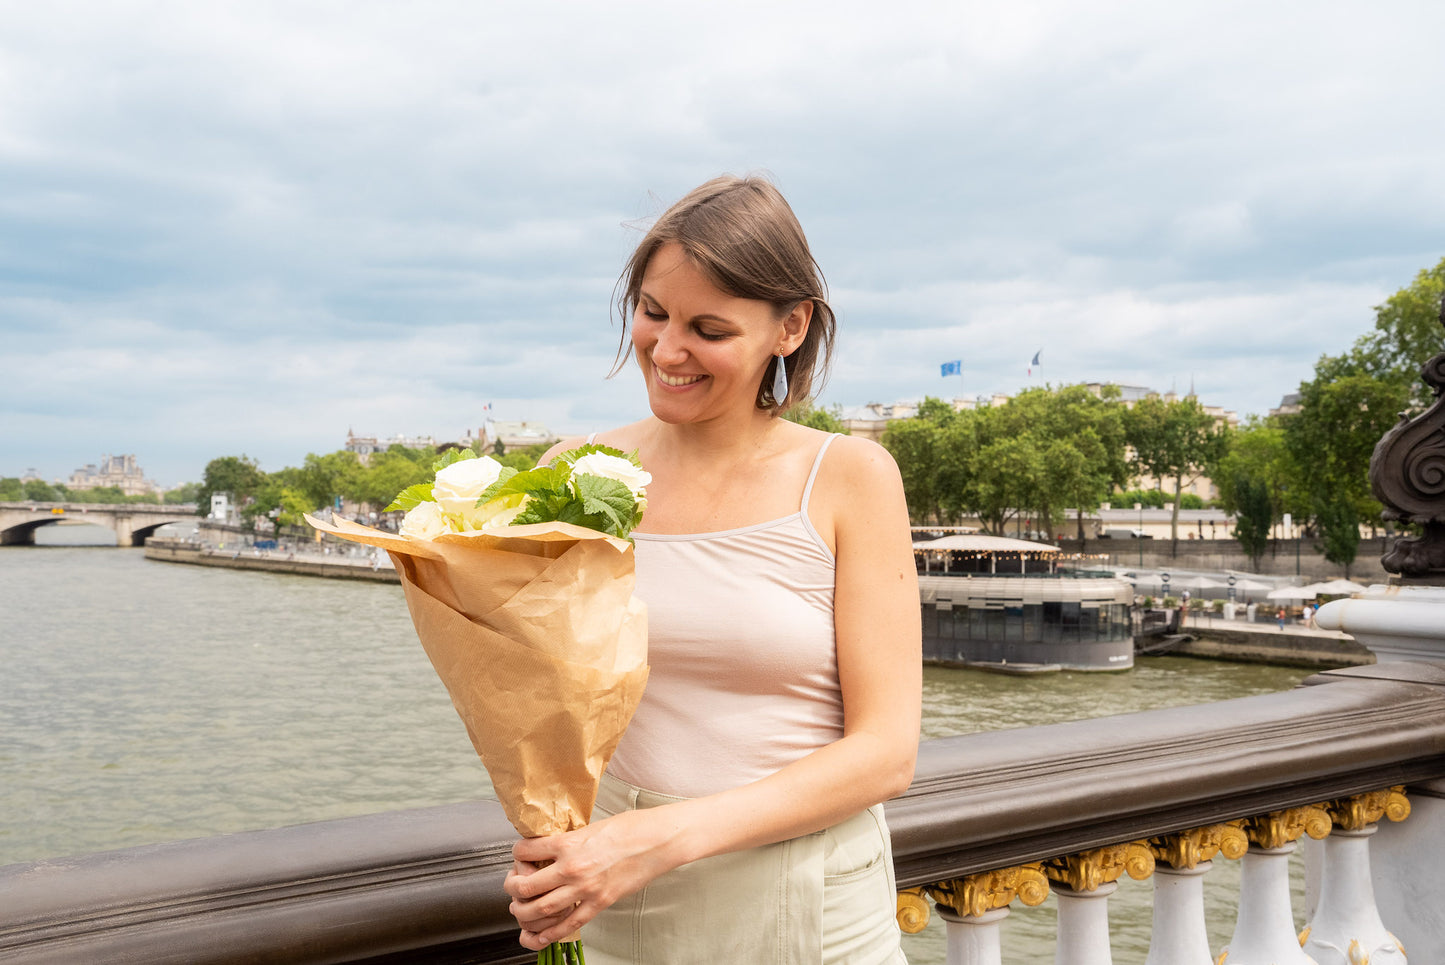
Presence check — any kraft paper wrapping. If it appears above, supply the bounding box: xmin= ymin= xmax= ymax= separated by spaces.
xmin=304 ymin=513 xmax=649 ymax=838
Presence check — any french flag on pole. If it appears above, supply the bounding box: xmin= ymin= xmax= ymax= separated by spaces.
xmin=1028 ymin=350 xmax=1041 ymax=376
xmin=940 ymin=360 xmax=962 ymax=377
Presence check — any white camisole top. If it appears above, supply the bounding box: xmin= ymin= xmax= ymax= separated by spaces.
xmin=606 ymin=434 xmax=843 ymax=799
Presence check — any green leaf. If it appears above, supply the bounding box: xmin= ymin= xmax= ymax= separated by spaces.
xmin=558 ymin=442 xmax=633 ymax=464
xmin=512 ymin=491 xmax=573 ymax=526
xmin=484 ymin=464 xmax=572 ymax=502
xmin=474 ymin=466 xmax=520 ymax=505
xmin=572 ymin=474 xmax=634 ymax=536
xmin=384 ymin=482 xmax=434 ymax=513
xmin=430 ymin=448 xmax=478 ymax=473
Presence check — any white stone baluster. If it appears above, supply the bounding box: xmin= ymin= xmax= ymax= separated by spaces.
xmin=1146 ymin=823 xmax=1248 ymax=965
xmin=1043 ymin=842 xmax=1153 ymax=965
xmin=1144 ymin=861 xmax=1214 ymax=965
xmin=1301 ymin=825 xmax=1406 ymax=963
xmin=1222 ymin=843 xmax=1317 ymax=965
xmin=913 ymin=866 xmax=1050 ymax=965
xmin=1053 ymin=881 xmax=1116 ymax=965
xmin=936 ymin=905 xmax=1008 ymax=965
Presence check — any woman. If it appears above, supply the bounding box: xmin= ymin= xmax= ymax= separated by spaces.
xmin=504 ymin=175 xmax=921 ymax=963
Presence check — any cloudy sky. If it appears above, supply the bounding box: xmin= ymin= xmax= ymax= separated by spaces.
xmin=4 ymin=0 xmax=1443 ymax=487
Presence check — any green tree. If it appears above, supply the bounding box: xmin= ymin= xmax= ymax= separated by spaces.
xmin=296 ymin=451 xmax=362 ymax=511
xmin=1356 ymin=257 xmax=1445 ymax=402
xmin=245 ymin=481 xmax=313 ymax=535
xmin=495 ymin=443 xmax=553 ymax=473
xmin=882 ymin=415 xmax=947 ymax=523
xmin=352 ymin=446 xmax=434 ymax=510
xmin=0 ymin=478 xmax=22 ymax=500
xmin=197 ymin=456 xmax=265 ymax=517
xmin=1231 ymin=473 xmax=1274 ymax=572
xmin=880 ymin=397 xmax=976 ymax=525
xmin=1282 ymin=369 xmax=1408 ymax=537
xmin=23 ymin=479 xmax=61 ymax=501
xmin=1315 ymin=496 xmax=1361 ymax=578
xmin=1124 ymin=396 xmax=1227 ymax=546
xmin=164 ymin=482 xmax=203 ymax=505
xmin=1214 ymin=420 xmax=1298 ymax=524
xmin=784 ymin=402 xmax=849 ymax=434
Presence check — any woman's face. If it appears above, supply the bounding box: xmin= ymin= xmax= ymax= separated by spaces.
xmin=631 ymin=242 xmax=808 ymax=426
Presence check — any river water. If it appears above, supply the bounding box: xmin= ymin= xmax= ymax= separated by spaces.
xmin=2 ymin=524 xmax=1317 ymax=962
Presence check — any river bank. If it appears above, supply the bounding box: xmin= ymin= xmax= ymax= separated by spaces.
xmin=144 ymin=537 xmax=400 ymax=583
xmin=144 ymin=537 xmax=1372 ymax=670
xmin=1141 ymin=617 xmax=1374 ymax=668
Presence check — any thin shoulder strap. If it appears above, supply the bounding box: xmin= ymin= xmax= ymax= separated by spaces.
xmin=586 ymin=432 xmax=598 ymax=444
xmin=800 ymin=434 xmax=838 ymax=513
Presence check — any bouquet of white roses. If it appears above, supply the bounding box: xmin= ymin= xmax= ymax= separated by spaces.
xmin=390 ymin=444 xmax=649 ymax=541
xmin=306 ymin=444 xmax=651 ymax=965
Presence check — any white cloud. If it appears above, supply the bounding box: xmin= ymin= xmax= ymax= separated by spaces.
xmin=2 ymin=0 xmax=1443 ymax=483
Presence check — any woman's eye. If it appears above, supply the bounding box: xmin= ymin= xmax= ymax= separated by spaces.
xmin=640 ymin=307 xmax=666 ymax=321
xmin=697 ymin=330 xmax=728 ymax=341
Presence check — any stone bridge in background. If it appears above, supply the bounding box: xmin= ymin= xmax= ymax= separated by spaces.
xmin=0 ymin=502 xmax=199 ymax=547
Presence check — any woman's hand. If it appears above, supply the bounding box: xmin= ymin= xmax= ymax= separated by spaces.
xmin=503 ymin=807 xmax=689 ymax=950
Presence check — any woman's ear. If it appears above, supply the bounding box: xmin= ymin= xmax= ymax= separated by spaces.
xmin=778 ymin=300 xmax=813 ymax=356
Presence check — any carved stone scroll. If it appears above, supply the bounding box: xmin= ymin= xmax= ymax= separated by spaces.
xmin=1372 ymin=292 xmax=1445 ymax=581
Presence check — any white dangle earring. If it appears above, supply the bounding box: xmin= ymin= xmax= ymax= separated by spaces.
xmin=772 ymin=352 xmax=789 ymax=405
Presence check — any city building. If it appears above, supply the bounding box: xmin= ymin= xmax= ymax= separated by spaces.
xmin=344 ymin=430 xmax=441 ymax=464
xmin=66 ymin=455 xmax=160 ymax=497
xmin=462 ymin=420 xmax=559 ymax=455
xmin=1269 ymin=392 xmax=1302 ymax=418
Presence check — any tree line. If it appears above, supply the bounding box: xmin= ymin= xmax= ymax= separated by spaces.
xmin=879 ymin=257 xmax=1444 ymax=574
xmin=195 ymin=442 xmax=555 ymax=536
xmin=0 ymin=477 xmax=201 ymax=505
xmin=195 ymin=405 xmax=850 ymax=537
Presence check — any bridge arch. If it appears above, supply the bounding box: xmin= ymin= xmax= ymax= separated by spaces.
xmin=0 ymin=503 xmax=200 ymax=547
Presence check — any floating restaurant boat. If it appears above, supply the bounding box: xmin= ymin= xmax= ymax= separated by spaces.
xmin=914 ymin=531 xmax=1135 ymax=672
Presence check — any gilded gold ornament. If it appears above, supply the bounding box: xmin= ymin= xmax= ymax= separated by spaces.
xmin=1243 ymin=805 xmax=1331 ymax=849
xmin=1044 ymin=841 xmax=1154 ymax=892
xmin=925 ymin=864 xmax=1050 ymax=918
xmin=895 ymin=888 xmax=930 ymax=934
xmin=1149 ymin=822 xmax=1250 ymax=869
xmin=1325 ymin=786 xmax=1411 ymax=831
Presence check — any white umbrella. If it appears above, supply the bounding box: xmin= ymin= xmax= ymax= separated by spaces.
xmin=1303 ymin=579 xmax=1368 ymax=596
xmin=1267 ymin=586 xmax=1318 ymax=600
xmin=1230 ymin=578 xmax=1274 ymax=592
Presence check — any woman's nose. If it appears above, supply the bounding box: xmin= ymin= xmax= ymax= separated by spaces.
xmin=650 ymin=323 xmax=688 ymax=366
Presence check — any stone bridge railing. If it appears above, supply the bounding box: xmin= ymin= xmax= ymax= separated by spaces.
xmin=4 ymin=658 xmax=1442 ymax=964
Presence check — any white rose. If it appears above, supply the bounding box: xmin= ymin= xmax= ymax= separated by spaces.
xmin=432 ymin=456 xmax=505 ymax=516
xmin=570 ymin=453 xmax=651 ymax=497
xmin=399 ymin=500 xmax=452 ymax=540
xmin=454 ymin=494 xmax=529 ymax=532
xmin=479 ymin=500 xmax=529 ymax=531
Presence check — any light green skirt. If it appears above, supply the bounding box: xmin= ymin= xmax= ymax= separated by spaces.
xmin=582 ymin=772 xmax=907 ymax=965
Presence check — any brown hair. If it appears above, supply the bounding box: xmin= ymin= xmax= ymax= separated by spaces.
xmin=612 ymin=174 xmax=836 ymax=412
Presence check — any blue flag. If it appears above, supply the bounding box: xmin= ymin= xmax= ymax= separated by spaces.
xmin=1031 ymin=350 xmax=1041 ymax=366
xmin=940 ymin=360 xmax=962 ymax=377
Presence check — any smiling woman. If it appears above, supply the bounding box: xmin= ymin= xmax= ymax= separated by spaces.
xmin=502 ymin=176 xmax=921 ymax=965
xmin=610 ymin=175 xmax=837 ymax=417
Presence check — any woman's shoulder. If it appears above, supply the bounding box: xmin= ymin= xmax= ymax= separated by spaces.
xmin=814 ymin=431 xmax=901 ymax=486
xmin=541 ymin=419 xmax=653 ymax=463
